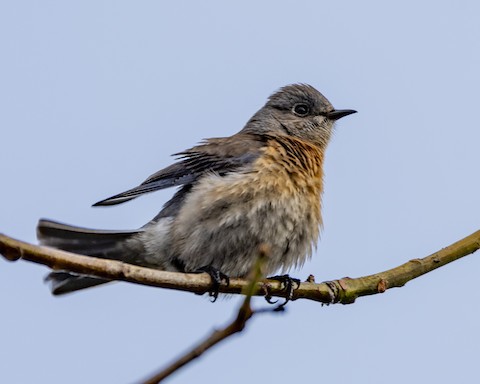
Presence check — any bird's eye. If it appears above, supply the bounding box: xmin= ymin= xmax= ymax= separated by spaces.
xmin=292 ymin=103 xmax=310 ymax=117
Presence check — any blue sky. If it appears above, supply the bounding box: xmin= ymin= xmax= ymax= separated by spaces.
xmin=1 ymin=1 xmax=479 ymax=383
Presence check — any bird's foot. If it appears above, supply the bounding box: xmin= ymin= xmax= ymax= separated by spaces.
xmin=264 ymin=274 xmax=301 ymax=310
xmin=196 ymin=265 xmax=230 ymax=302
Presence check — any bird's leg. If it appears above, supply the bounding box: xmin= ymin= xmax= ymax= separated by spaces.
xmin=265 ymin=274 xmax=301 ymax=309
xmin=195 ymin=265 xmax=230 ymax=302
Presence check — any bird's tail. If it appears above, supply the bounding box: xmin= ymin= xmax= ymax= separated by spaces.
xmin=37 ymin=219 xmax=141 ymax=295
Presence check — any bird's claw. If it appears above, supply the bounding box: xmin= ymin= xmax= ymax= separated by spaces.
xmin=262 ymin=284 xmax=279 ymax=305
xmin=265 ymin=274 xmax=301 ymax=309
xmin=196 ymin=266 xmax=230 ymax=302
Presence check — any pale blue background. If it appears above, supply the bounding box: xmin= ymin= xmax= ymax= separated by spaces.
xmin=1 ymin=1 xmax=479 ymax=383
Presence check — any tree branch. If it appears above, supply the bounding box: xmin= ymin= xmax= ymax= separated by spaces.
xmin=1 ymin=230 xmax=479 ymax=304
xmin=140 ymin=245 xmax=269 ymax=384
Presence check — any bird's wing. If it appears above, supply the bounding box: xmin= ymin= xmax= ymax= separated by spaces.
xmin=93 ymin=133 xmax=266 ymax=206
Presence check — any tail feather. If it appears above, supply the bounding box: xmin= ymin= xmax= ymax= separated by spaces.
xmin=37 ymin=219 xmax=138 ymax=254
xmin=45 ymin=272 xmax=111 ymax=295
xmin=37 ymin=219 xmax=141 ymax=295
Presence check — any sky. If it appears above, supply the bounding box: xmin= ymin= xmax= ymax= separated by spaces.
xmin=1 ymin=1 xmax=479 ymax=383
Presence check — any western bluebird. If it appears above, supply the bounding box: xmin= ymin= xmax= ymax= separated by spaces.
xmin=37 ymin=84 xmax=356 ymax=295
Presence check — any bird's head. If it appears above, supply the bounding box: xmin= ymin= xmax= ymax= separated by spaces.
xmin=243 ymin=84 xmax=356 ymax=148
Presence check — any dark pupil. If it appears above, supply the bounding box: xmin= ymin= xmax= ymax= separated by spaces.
xmin=295 ymin=104 xmax=309 ymax=115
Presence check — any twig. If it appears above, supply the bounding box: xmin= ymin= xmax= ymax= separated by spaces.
xmin=1 ymin=230 xmax=479 ymax=304
xmin=140 ymin=244 xmax=271 ymax=384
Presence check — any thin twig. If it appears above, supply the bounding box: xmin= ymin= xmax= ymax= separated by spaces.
xmin=141 ymin=244 xmax=271 ymax=384
xmin=1 ymin=230 xmax=479 ymax=304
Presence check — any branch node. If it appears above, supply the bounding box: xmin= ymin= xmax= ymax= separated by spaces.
xmin=409 ymin=258 xmax=423 ymax=264
xmin=323 ymin=278 xmax=359 ymax=304
xmin=377 ymin=279 xmax=388 ymax=293
xmin=324 ymin=280 xmax=340 ymax=304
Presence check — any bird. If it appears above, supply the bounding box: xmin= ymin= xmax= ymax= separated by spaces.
xmin=37 ymin=84 xmax=356 ymax=296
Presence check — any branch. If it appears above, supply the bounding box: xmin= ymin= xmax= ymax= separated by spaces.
xmin=1 ymin=230 xmax=479 ymax=304
xmin=140 ymin=245 xmax=269 ymax=384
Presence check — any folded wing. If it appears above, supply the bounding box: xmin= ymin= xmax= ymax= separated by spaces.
xmin=93 ymin=133 xmax=266 ymax=206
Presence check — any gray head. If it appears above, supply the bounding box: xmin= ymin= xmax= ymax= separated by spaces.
xmin=242 ymin=84 xmax=356 ymax=148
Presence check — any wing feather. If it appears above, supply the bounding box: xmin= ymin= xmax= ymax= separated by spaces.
xmin=93 ymin=133 xmax=266 ymax=207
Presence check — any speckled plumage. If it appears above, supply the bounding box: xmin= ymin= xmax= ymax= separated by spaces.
xmin=37 ymin=84 xmax=356 ymax=294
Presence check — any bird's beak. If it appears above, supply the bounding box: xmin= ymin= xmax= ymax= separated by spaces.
xmin=326 ymin=109 xmax=357 ymax=121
